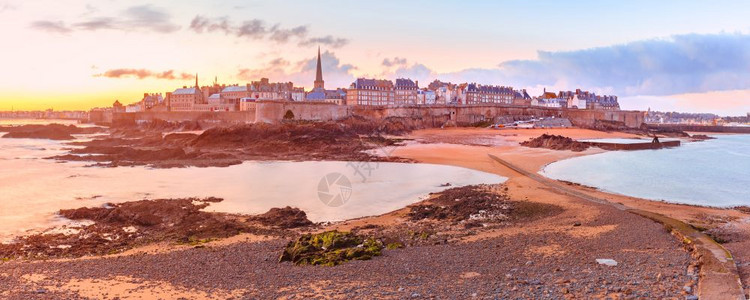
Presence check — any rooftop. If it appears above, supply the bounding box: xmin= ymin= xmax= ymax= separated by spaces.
xmin=173 ymin=87 xmax=199 ymax=95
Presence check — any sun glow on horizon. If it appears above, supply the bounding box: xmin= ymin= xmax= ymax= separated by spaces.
xmin=1 ymin=0 xmax=750 ymax=114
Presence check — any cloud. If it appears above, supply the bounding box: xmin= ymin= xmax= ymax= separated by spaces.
xmin=236 ymin=19 xmax=267 ymax=39
xmin=74 ymin=18 xmax=116 ymax=31
xmin=394 ymin=64 xmax=435 ymax=85
xmin=96 ymin=69 xmax=193 ymax=80
xmin=0 ymin=2 xmax=17 ymax=13
xmin=121 ymin=5 xmax=180 ymax=33
xmin=298 ymin=35 xmax=348 ymax=48
xmin=30 ymin=5 xmax=179 ymax=34
xmin=269 ymin=25 xmax=308 ymax=43
xmin=189 ymin=15 xmax=344 ymax=48
xmin=434 ymin=33 xmax=750 ymax=97
xmin=382 ymin=57 xmax=407 ymax=67
xmin=30 ymin=21 xmax=71 ymax=34
xmin=237 ymin=51 xmax=356 ymax=88
xmin=189 ymin=15 xmax=231 ymax=34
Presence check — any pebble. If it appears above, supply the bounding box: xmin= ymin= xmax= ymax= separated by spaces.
xmin=596 ymin=259 xmax=618 ymax=266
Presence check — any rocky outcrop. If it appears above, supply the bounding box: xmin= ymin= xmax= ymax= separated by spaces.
xmin=251 ymin=206 xmax=313 ymax=229
xmin=279 ymin=231 xmax=383 ymax=266
xmin=520 ymin=134 xmax=590 ymax=152
xmin=408 ymin=185 xmax=562 ymax=225
xmin=0 ymin=124 xmax=104 ymax=140
xmin=51 ymin=120 xmax=413 ymax=168
xmin=0 ymin=198 xmax=280 ymax=259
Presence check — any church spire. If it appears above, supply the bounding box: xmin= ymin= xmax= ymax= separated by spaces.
xmin=314 ymin=46 xmax=324 ymax=89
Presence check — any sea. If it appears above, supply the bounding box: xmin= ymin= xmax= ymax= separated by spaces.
xmin=542 ymin=134 xmax=750 ymax=207
xmin=0 ymin=119 xmax=506 ymax=241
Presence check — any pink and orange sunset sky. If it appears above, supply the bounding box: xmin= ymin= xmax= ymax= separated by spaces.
xmin=1 ymin=0 xmax=750 ymax=115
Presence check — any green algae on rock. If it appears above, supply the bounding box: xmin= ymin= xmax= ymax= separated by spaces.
xmin=279 ymin=231 xmax=384 ymax=266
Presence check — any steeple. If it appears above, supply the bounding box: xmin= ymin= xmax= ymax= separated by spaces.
xmin=314 ymin=46 xmax=324 ymax=89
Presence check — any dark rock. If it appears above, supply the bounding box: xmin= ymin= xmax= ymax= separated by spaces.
xmin=251 ymin=206 xmax=313 ymax=229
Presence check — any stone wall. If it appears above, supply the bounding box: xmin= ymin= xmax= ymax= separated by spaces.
xmin=106 ymin=102 xmax=646 ymax=129
xmin=254 ymin=100 xmax=349 ymax=123
xmin=564 ymin=109 xmax=645 ymax=128
xmin=112 ymin=110 xmax=255 ymax=125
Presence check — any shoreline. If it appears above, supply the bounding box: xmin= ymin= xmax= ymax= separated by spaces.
xmin=387 ymin=127 xmax=748 ymax=298
xmin=1 ymin=126 xmax=748 ymax=298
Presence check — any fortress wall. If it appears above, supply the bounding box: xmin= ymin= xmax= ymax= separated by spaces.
xmin=254 ymin=101 xmax=349 ymax=123
xmin=255 ymin=102 xmax=644 ymax=128
xmin=113 ymin=110 xmax=255 ymax=125
xmin=111 ymin=102 xmax=645 ymax=129
xmin=564 ymin=109 xmax=645 ymax=128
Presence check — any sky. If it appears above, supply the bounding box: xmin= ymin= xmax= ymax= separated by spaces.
xmin=1 ymin=0 xmax=749 ymax=115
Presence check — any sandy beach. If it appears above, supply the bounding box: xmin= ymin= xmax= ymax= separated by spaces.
xmin=1 ymin=126 xmax=748 ymax=299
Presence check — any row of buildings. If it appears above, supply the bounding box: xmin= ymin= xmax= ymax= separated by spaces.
xmin=0 ymin=109 xmax=88 ymax=120
xmin=116 ymin=48 xmax=620 ymax=112
xmin=532 ymin=88 xmax=620 ymax=110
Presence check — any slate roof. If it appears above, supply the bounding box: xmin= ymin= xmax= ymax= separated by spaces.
xmin=173 ymin=87 xmax=199 ymax=95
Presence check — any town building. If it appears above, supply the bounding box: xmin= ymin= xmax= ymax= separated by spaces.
xmin=512 ymin=89 xmax=532 ymax=106
xmin=531 ymin=88 xmax=567 ymax=108
xmin=394 ymin=78 xmax=418 ymax=105
xmin=417 ymin=89 xmax=436 ymax=105
xmin=428 ymin=80 xmax=457 ymax=104
xmin=220 ymin=85 xmax=250 ymax=102
xmin=346 ymin=78 xmax=395 ymax=106
xmin=248 ymin=78 xmax=302 ymax=101
xmin=462 ymin=83 xmax=516 ymax=105
xmin=125 ymin=103 xmax=143 ymax=113
xmin=112 ymin=100 xmax=125 ymax=113
xmin=559 ymin=89 xmax=619 ymax=110
xmin=142 ymin=93 xmax=164 ymax=110
xmin=168 ymin=75 xmax=203 ymax=111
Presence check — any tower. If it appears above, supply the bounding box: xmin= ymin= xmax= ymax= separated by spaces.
xmin=195 ymin=73 xmax=199 ymax=88
xmin=314 ymin=46 xmax=324 ymax=89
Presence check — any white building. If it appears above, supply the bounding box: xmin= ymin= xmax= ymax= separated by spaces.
xmin=417 ymin=89 xmax=436 ymax=105
xmin=567 ymin=94 xmax=587 ymax=110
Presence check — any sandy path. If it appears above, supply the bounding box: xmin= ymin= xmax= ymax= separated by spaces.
xmin=391 ymin=127 xmax=749 ymax=298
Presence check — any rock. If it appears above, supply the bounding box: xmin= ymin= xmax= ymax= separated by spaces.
xmin=573 ymin=221 xmax=582 ymax=227
xmin=595 ymin=259 xmax=618 ymax=266
xmin=0 ymin=124 xmax=103 ymax=140
xmin=251 ymin=206 xmax=313 ymax=229
xmin=278 ymin=231 xmax=383 ymax=266
xmin=685 ymin=296 xmax=698 ymax=300
xmin=682 ymin=285 xmax=692 ymax=293
xmin=520 ymin=134 xmax=590 ymax=152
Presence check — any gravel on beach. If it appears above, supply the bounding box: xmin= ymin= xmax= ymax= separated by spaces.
xmin=0 ymin=200 xmax=693 ymax=299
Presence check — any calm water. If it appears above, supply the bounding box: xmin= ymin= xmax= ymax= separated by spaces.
xmin=542 ymin=134 xmax=750 ymax=207
xmin=0 ymin=120 xmax=506 ymax=241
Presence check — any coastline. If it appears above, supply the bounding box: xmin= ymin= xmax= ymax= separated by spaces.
xmin=1 ymin=126 xmax=748 ymax=298
xmin=387 ymin=127 xmax=749 ymax=298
